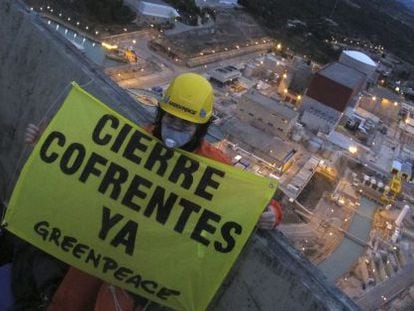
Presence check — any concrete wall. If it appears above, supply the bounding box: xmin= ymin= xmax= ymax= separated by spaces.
xmin=0 ymin=2 xmax=359 ymax=310
xmin=0 ymin=1 xmax=153 ymax=201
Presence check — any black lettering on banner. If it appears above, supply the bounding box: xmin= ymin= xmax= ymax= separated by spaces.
xmin=114 ymin=267 xmax=133 ymax=281
xmin=144 ymin=142 xmax=174 ymax=176
xmin=111 ymin=220 xmax=138 ymax=256
xmin=126 ymin=275 xmax=142 ymax=288
xmin=60 ymin=143 xmax=86 ymax=175
xmin=102 ymin=256 xmax=118 ymax=273
xmin=111 ymin=123 xmax=132 ymax=153
xmin=49 ymin=227 xmax=62 ymax=247
xmin=32 ymin=222 xmax=182 ymax=301
xmin=99 ymin=206 xmax=123 ymax=240
xmin=79 ymin=152 xmax=108 ymax=183
xmin=121 ymin=174 xmax=153 ymax=211
xmin=214 ymin=222 xmax=242 ymax=253
xmin=93 ymin=114 xmax=119 ymax=145
xmin=191 ymin=209 xmax=221 ymax=246
xmin=194 ymin=167 xmax=225 ymax=201
xmin=123 ymin=130 xmax=152 ymax=165
xmin=40 ymin=131 xmax=65 ymax=163
xmin=98 ymin=162 xmax=129 ymax=200
xmin=99 ymin=207 xmax=138 ymax=256
xmin=85 ymin=249 xmax=101 ymax=268
xmin=168 ymin=154 xmax=199 ymax=189
xmin=143 ymin=186 xmax=178 ymax=225
xmin=141 ymin=280 xmax=157 ymax=294
xmin=174 ymin=198 xmax=201 ymax=234
xmin=61 ymin=236 xmax=77 ymax=252
xmin=73 ymin=243 xmax=90 ymax=259
xmin=157 ymin=288 xmax=181 ymax=300
xmin=34 ymin=221 xmax=50 ymax=240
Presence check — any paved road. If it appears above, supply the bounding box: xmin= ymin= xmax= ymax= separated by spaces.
xmin=109 ymin=28 xmax=268 ymax=89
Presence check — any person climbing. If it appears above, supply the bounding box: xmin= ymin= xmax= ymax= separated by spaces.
xmin=24 ymin=73 xmax=282 ymax=310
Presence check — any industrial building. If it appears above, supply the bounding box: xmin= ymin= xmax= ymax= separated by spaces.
xmin=220 ymin=119 xmax=296 ymax=174
xmin=125 ymin=0 xmax=179 ymax=21
xmin=356 ymin=87 xmax=403 ymax=127
xmin=300 ymin=51 xmax=376 ymax=134
xmin=306 ymin=61 xmax=366 ymax=112
xmin=288 ymin=58 xmax=313 ymax=95
xmin=300 ymin=96 xmax=341 ymax=134
xmin=209 ymin=65 xmax=242 ymax=86
xmin=235 ymin=90 xmax=298 ymax=139
xmin=339 ymin=50 xmax=377 ymax=82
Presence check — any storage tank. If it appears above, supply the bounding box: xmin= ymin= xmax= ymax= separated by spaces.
xmin=243 ymin=64 xmax=255 ymax=78
xmin=339 ymin=50 xmax=377 ymax=79
xmin=291 ymin=130 xmax=303 ymax=142
xmin=402 ymin=228 xmax=414 ymax=240
xmin=388 ymin=251 xmax=399 ymax=272
xmin=363 ymin=175 xmax=371 ymax=186
xmin=383 ymin=255 xmax=394 ymax=277
xmin=377 ymin=182 xmax=384 ymax=193
xmin=264 ymin=55 xmax=279 ymax=71
xmin=370 ymin=177 xmax=377 ymax=190
xmin=307 ymin=139 xmax=322 ymax=153
xmin=321 ymin=145 xmax=334 ymax=159
xmin=396 ymin=247 xmax=407 ymax=267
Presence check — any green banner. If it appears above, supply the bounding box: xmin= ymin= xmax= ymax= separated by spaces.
xmin=5 ymin=83 xmax=277 ymax=311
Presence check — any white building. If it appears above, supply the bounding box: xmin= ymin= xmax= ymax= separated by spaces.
xmin=125 ymin=0 xmax=179 ymax=19
xmin=339 ymin=50 xmax=377 ymax=79
xmin=195 ymin=0 xmax=238 ymax=7
xmin=209 ymin=66 xmax=241 ymax=85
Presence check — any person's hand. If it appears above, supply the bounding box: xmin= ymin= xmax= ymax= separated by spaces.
xmin=257 ymin=207 xmax=276 ymax=230
xmin=24 ymin=123 xmax=41 ymax=146
xmin=257 ymin=200 xmax=283 ymax=230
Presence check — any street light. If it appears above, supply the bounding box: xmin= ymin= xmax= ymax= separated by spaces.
xmin=348 ymin=146 xmax=358 ymax=154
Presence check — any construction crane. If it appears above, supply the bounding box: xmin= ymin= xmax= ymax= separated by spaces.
xmin=380 ymin=174 xmax=402 ymax=205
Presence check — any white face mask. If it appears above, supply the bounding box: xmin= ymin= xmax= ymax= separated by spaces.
xmin=161 ymin=127 xmax=194 ymax=148
xmin=161 ymin=113 xmax=197 ymax=148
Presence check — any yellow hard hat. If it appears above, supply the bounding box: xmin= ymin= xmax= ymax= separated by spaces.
xmin=160 ymin=73 xmax=214 ymax=124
